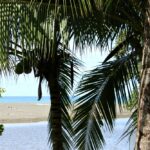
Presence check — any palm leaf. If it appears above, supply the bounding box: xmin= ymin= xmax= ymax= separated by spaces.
xmin=0 ymin=1 xmax=143 ymax=149
xmin=73 ymin=51 xmax=139 ymax=150
xmin=103 ymin=35 xmax=135 ymax=63
xmin=0 ymin=1 xmax=143 ymax=53
xmin=47 ymin=47 xmax=82 ymax=150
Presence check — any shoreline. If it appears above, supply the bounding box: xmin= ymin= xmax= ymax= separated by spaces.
xmin=0 ymin=103 xmax=50 ymax=124
xmin=0 ymin=103 xmax=131 ymax=124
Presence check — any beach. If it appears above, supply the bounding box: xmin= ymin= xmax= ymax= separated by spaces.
xmin=0 ymin=102 xmax=131 ymax=123
xmin=0 ymin=103 xmax=135 ymax=150
xmin=0 ymin=103 xmax=50 ymax=123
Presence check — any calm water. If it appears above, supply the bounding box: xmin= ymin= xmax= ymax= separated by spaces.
xmin=0 ymin=96 xmax=50 ymax=103
xmin=0 ymin=119 xmax=135 ymax=150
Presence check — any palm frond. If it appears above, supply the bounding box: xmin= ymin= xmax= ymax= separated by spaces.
xmin=0 ymin=3 xmax=80 ymax=148
xmin=0 ymin=1 xmax=143 ymax=149
xmin=73 ymin=51 xmax=139 ymax=150
xmin=103 ymin=35 xmax=134 ymax=63
xmin=66 ymin=0 xmax=144 ymax=51
xmin=0 ymin=1 xmax=144 ymax=55
xmin=47 ymin=47 xmax=82 ymax=150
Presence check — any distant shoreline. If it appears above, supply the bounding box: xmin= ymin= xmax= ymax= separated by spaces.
xmin=0 ymin=103 xmax=50 ymax=124
xmin=0 ymin=103 xmax=131 ymax=124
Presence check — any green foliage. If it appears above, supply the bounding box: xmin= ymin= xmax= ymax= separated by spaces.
xmin=115 ymin=31 xmax=130 ymax=58
xmin=0 ymin=1 xmax=145 ymax=149
xmin=0 ymin=124 xmax=4 ymax=136
xmin=0 ymin=88 xmax=5 ymax=97
xmin=73 ymin=51 xmax=139 ymax=150
xmin=127 ymin=90 xmax=138 ymax=111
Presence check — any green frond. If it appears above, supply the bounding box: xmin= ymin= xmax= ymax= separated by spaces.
xmin=73 ymin=51 xmax=139 ymax=150
xmin=0 ymin=1 xmax=144 ymax=53
xmin=46 ymin=47 xmax=82 ymax=149
xmin=48 ymin=89 xmax=73 ymax=150
xmin=0 ymin=3 xmax=81 ymax=148
xmin=103 ymin=35 xmax=135 ymax=63
xmin=0 ymin=1 xmax=144 ymax=149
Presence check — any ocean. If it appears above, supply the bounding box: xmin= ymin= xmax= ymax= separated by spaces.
xmin=0 ymin=97 xmax=136 ymax=149
xmin=0 ymin=96 xmax=50 ymax=103
xmin=0 ymin=119 xmax=135 ymax=150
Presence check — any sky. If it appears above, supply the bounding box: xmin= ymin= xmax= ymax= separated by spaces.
xmin=0 ymin=49 xmax=108 ymax=96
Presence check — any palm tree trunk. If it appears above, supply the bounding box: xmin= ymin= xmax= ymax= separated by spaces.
xmin=136 ymin=1 xmax=150 ymax=149
xmin=48 ymin=74 xmax=63 ymax=150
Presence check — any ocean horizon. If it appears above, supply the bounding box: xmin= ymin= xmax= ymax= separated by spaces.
xmin=0 ymin=96 xmax=50 ymax=103
xmin=0 ymin=96 xmax=76 ymax=103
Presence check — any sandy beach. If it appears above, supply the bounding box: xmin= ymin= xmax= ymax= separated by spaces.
xmin=0 ymin=103 xmax=131 ymax=123
xmin=0 ymin=103 xmax=50 ymax=123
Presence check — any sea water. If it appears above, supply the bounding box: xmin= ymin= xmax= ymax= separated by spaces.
xmin=0 ymin=96 xmax=50 ymax=103
xmin=0 ymin=118 xmax=135 ymax=150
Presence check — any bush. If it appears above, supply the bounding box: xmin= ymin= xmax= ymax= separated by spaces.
xmin=0 ymin=124 xmax=4 ymax=136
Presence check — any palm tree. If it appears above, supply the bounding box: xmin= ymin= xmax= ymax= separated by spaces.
xmin=135 ymin=1 xmax=150 ymax=149
xmin=66 ymin=3 xmax=142 ymax=148
xmin=64 ymin=1 xmax=140 ymax=149
xmin=1 ymin=1 xmax=150 ymax=149
xmin=0 ymin=3 xmax=82 ymax=150
xmin=71 ymin=0 xmax=150 ymax=149
xmin=29 ymin=1 xmax=150 ymax=149
xmin=14 ymin=41 xmax=81 ymax=150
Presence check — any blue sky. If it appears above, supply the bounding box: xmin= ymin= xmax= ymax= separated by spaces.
xmin=1 ymin=50 xmax=108 ymax=96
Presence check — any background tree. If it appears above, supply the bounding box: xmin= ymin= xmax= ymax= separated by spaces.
xmin=0 ymin=124 xmax=4 ymax=136
xmin=0 ymin=88 xmax=5 ymax=97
